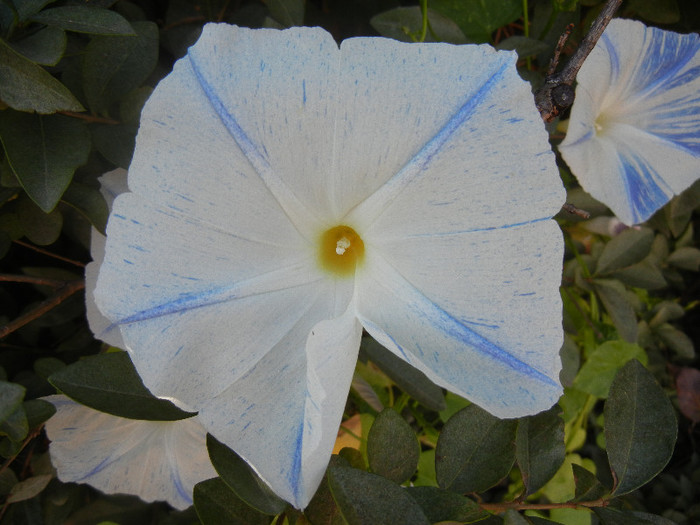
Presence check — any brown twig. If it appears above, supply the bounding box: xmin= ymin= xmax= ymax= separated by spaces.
xmin=535 ymin=0 xmax=623 ymax=121
xmin=12 ymin=240 xmax=85 ymax=268
xmin=58 ymin=111 xmax=120 ymax=125
xmin=562 ymin=203 xmax=591 ymax=219
xmin=0 ymin=280 xmax=85 ymax=339
xmin=0 ymin=274 xmax=70 ymax=287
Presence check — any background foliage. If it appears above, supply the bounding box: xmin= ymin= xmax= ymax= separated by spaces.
xmin=1 ymin=0 xmax=699 ymax=524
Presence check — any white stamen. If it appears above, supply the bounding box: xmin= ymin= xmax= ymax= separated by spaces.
xmin=336 ymin=237 xmax=351 ymax=255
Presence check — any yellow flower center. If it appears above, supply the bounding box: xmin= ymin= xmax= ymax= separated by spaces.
xmin=318 ymin=225 xmax=365 ymax=277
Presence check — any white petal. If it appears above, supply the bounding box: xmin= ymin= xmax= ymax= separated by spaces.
xmin=85 ymin=169 xmax=128 ymax=348
xmin=43 ymin=395 xmax=216 ymax=510
xmin=337 ymin=39 xmax=563 ymax=234
xmin=198 ymin=286 xmax=360 ymax=509
xmin=560 ymin=18 xmax=700 ymax=225
xmin=356 ymin=223 xmax=564 ymax=418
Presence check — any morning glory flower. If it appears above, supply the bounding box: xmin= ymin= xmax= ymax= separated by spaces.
xmin=94 ymin=24 xmax=565 ymax=507
xmin=44 ymin=395 xmax=216 ymax=510
xmin=559 ymin=18 xmax=700 ymax=226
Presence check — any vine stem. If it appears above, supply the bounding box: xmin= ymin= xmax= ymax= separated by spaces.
xmin=0 ymin=274 xmax=72 ymax=287
xmin=12 ymin=240 xmax=85 ymax=268
xmin=0 ymin=279 xmax=85 ymax=339
xmin=58 ymin=111 xmax=120 ymax=125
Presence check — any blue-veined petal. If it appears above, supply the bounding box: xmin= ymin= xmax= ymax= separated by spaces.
xmin=355 ymin=223 xmax=564 ymax=418
xmin=560 ymin=18 xmax=700 ymax=225
xmin=340 ymin=39 xmax=563 ymax=234
xmin=198 ymin=281 xmax=360 ymax=509
xmin=44 ymin=395 xmax=215 ymax=510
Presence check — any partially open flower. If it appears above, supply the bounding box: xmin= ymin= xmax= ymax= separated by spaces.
xmin=560 ymin=18 xmax=700 ymax=225
xmin=44 ymin=395 xmax=216 ymax=510
xmin=94 ymin=24 xmax=565 ymax=507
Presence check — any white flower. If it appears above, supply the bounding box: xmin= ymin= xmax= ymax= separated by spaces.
xmin=559 ymin=18 xmax=700 ymax=226
xmin=43 ymin=395 xmax=216 ymax=510
xmin=94 ymin=24 xmax=565 ymax=508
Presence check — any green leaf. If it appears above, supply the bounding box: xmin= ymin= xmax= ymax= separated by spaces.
xmin=0 ymin=111 xmax=90 ymax=212
xmin=49 ymin=351 xmax=196 ymax=421
xmin=0 ymin=37 xmax=84 ymax=113
xmin=6 ymin=474 xmax=52 ymax=503
xmin=605 ymin=360 xmax=677 ymax=496
xmin=367 ymin=408 xmax=420 ymax=484
xmin=573 ymin=341 xmax=646 ymax=398
xmin=667 ymin=246 xmax=700 ymax=271
xmin=361 ymin=338 xmax=445 ymax=411
xmin=61 ymin=181 xmax=109 ymax=234
xmin=23 ymin=399 xmax=56 ymax=429
xmin=516 ymin=406 xmax=566 ymax=494
xmin=0 ymin=380 xmax=25 ymax=425
xmin=611 ymin=260 xmax=666 ymax=290
xmin=266 ymin=0 xmax=304 ymax=27
xmin=14 ymin=0 xmax=57 ymax=21
xmin=406 ymin=486 xmax=490 ymax=523
xmin=627 ymin=0 xmax=680 ymax=24
xmin=10 ymin=26 xmax=66 ymax=65
xmin=571 ymin=464 xmax=607 ymax=502
xmin=370 ymin=6 xmax=468 ymax=44
xmin=430 ymin=0 xmax=521 ymax=42
xmin=328 ymin=466 xmax=431 ymax=525
xmin=193 ymin=478 xmax=270 ymax=525
xmin=90 ymin=122 xmax=138 ymax=168
xmin=596 ymin=227 xmax=654 ymax=275
xmin=594 ymin=507 xmax=678 ymax=525
xmin=0 ymin=404 xmax=27 ymax=442
xmin=655 ymin=323 xmax=694 ymax=359
xmin=15 ymin=197 xmax=63 ymax=245
xmin=435 ymin=405 xmax=517 ymax=493
xmin=30 ymin=6 xmax=135 ymax=35
xmin=206 ymin=434 xmax=286 ymax=516
xmin=496 ymin=36 xmax=550 ymax=57
xmin=82 ymin=20 xmax=158 ymax=112
xmin=593 ymin=279 xmax=638 ymax=343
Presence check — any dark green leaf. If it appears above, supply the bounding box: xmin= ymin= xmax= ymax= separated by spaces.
xmin=90 ymin=122 xmax=138 ymax=168
xmin=305 ymin=457 xmax=346 ymax=525
xmin=515 ymin=406 xmax=565 ymax=494
xmin=206 ymin=434 xmax=286 ymax=516
xmin=367 ymin=408 xmax=420 ymax=484
xmin=571 ymin=464 xmax=607 ymax=502
xmin=30 ymin=6 xmax=135 ymax=35
xmin=593 ymin=279 xmax=638 ymax=343
xmin=503 ymin=510 xmax=530 ymax=524
xmin=6 ymin=474 xmax=52 ymax=503
xmin=370 ymin=7 xmax=468 ymax=44
xmin=361 ymin=338 xmax=445 ymax=411
xmin=49 ymin=351 xmax=196 ymax=421
xmin=594 ymin=507 xmax=678 ymax=525
xmin=573 ymin=341 xmax=646 ymax=398
xmin=15 ymin=197 xmax=63 ymax=245
xmin=0 ymin=404 xmax=27 ymax=441
xmin=14 ymin=0 xmax=57 ymax=21
xmin=61 ymin=181 xmax=109 ymax=234
xmin=0 ymin=380 xmax=25 ymax=424
xmin=596 ymin=228 xmax=654 ymax=275
xmin=406 ymin=486 xmax=489 ymax=523
xmin=435 ymin=405 xmax=517 ymax=493
xmin=0 ymin=111 xmax=90 ymax=212
xmin=605 ymin=360 xmax=677 ymax=496
xmin=496 ymin=36 xmax=550 ymax=57
xmin=266 ymin=0 xmax=304 ymax=27
xmin=655 ymin=323 xmax=694 ymax=359
xmin=82 ymin=20 xmax=158 ymax=112
xmin=328 ymin=466 xmax=430 ymax=525
xmin=667 ymin=246 xmax=700 ymax=271
xmin=430 ymin=0 xmax=521 ymax=42
xmin=612 ymin=260 xmax=666 ymax=290
xmin=193 ymin=478 xmax=270 ymax=525
xmin=23 ymin=399 xmax=56 ymax=429
xmin=10 ymin=26 xmax=66 ymax=65
xmin=627 ymin=0 xmax=680 ymax=23
xmin=553 ymin=0 xmax=578 ymax=11
xmin=0 ymin=38 xmax=83 ymax=113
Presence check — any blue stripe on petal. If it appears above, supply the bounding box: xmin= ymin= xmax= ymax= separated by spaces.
xmin=617 ymin=148 xmax=673 ymax=223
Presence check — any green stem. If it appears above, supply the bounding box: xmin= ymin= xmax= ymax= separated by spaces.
xmin=418 ymin=0 xmax=429 ymax=42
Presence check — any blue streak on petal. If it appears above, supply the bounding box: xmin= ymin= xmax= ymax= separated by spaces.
xmin=289 ymin=420 xmax=303 ymax=503
xmin=617 ymin=147 xmax=672 ymax=223
xmin=172 ymin=471 xmax=190 ymax=503
xmin=402 ymin=216 xmax=551 ymax=238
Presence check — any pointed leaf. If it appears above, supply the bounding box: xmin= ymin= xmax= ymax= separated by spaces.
xmin=0 ymin=381 xmax=25 ymax=425
xmin=667 ymin=247 xmax=700 ymax=271
xmin=328 ymin=466 xmax=430 ymax=525
xmin=30 ymin=6 xmax=135 ymax=35
xmin=6 ymin=474 xmax=52 ymax=503
xmin=193 ymin=478 xmax=270 ymax=525
xmin=49 ymin=351 xmax=196 ymax=421
xmin=0 ymin=37 xmax=83 ymax=113
xmin=0 ymin=111 xmax=90 ymax=212
xmin=370 ymin=6 xmax=468 ymax=44
xmin=605 ymin=360 xmax=677 ymax=496
xmin=206 ymin=434 xmax=286 ymax=516
xmin=655 ymin=323 xmax=694 ymax=359
xmin=14 ymin=0 xmax=57 ymax=21
xmin=596 ymin=228 xmax=654 ymax=275
xmin=436 ymin=405 xmax=517 ymax=493
xmin=367 ymin=408 xmax=420 ymax=484
xmin=515 ymin=406 xmax=566 ymax=494
xmin=406 ymin=486 xmax=490 ymax=523
xmin=61 ymin=181 xmax=109 ymax=234
xmin=594 ymin=507 xmax=678 ymax=525
xmin=10 ymin=26 xmax=66 ymax=65
xmin=571 ymin=464 xmax=608 ymax=502
xmin=573 ymin=341 xmax=647 ymax=398
xmin=82 ymin=20 xmax=158 ymax=112
xmin=593 ymin=279 xmax=638 ymax=343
